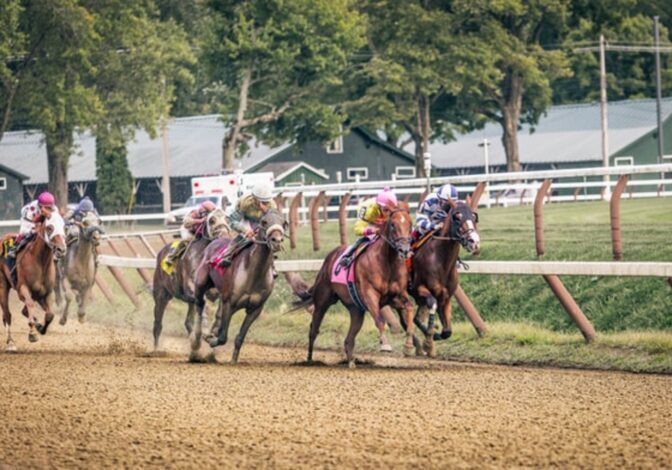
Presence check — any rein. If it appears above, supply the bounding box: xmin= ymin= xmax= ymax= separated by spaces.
xmin=378 ymin=207 xmax=412 ymax=255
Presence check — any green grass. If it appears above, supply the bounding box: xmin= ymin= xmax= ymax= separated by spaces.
xmin=81 ymin=198 xmax=672 ymax=373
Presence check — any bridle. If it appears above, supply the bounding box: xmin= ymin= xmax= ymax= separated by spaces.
xmin=378 ymin=207 xmax=412 ymax=258
xmin=432 ymin=203 xmax=479 ymax=249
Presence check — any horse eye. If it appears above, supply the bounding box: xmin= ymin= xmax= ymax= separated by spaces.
xmin=474 ymin=213 xmax=479 ymax=223
xmin=46 ymin=226 xmax=54 ymax=234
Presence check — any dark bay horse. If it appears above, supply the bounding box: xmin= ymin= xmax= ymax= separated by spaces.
xmin=57 ymin=211 xmax=105 ymax=325
xmin=152 ymin=208 xmax=230 ymax=350
xmin=0 ymin=214 xmax=67 ymax=350
xmin=289 ymin=203 xmax=415 ymax=368
xmin=409 ymin=199 xmax=480 ymax=356
xmin=189 ymin=209 xmax=286 ymax=364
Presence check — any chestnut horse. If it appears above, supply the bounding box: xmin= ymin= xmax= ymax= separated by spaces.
xmin=152 ymin=208 xmax=230 ymax=350
xmin=289 ymin=203 xmax=415 ymax=368
xmin=0 ymin=213 xmax=67 ymax=350
xmin=189 ymin=209 xmax=286 ymax=364
xmin=409 ymin=199 xmax=480 ymax=356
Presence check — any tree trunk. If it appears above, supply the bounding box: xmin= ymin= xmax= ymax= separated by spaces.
xmin=0 ymin=79 xmax=18 ymax=143
xmin=222 ymin=67 xmax=252 ymax=172
xmin=46 ymin=123 xmax=74 ymax=210
xmin=500 ymin=71 xmax=523 ymax=173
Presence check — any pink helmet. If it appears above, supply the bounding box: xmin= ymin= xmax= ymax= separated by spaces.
xmin=376 ymin=187 xmax=398 ymax=208
xmin=37 ymin=191 xmax=55 ymax=208
xmin=199 ymin=200 xmax=216 ymax=212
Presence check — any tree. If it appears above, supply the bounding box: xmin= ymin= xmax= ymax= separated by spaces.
xmin=202 ymin=0 xmax=365 ymax=171
xmin=0 ymin=0 xmax=26 ymax=142
xmin=346 ymin=0 xmax=495 ymax=177
xmin=95 ymin=133 xmax=133 ymax=214
xmin=450 ymin=0 xmax=572 ymax=173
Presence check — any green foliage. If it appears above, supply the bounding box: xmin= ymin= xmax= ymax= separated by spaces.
xmin=95 ymin=131 xmax=133 ymax=214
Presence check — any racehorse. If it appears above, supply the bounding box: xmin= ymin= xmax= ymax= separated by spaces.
xmin=288 ymin=202 xmax=415 ymax=368
xmin=409 ymin=199 xmax=480 ymax=356
xmin=0 ymin=213 xmax=67 ymax=350
xmin=152 ymin=208 xmax=230 ymax=350
xmin=57 ymin=211 xmax=105 ymax=325
xmin=189 ymin=209 xmax=286 ymax=364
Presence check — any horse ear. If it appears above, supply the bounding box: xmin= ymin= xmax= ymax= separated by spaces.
xmin=447 ymin=198 xmax=457 ymax=209
xmin=465 ymin=195 xmax=472 ymax=207
xmin=399 ymin=200 xmax=410 ymax=212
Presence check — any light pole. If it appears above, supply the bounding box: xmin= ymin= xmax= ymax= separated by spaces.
xmin=478 ymin=139 xmax=491 ymax=208
xmin=423 ymin=151 xmax=432 ymax=193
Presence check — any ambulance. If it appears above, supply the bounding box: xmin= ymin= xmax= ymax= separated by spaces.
xmin=165 ymin=171 xmax=275 ymax=225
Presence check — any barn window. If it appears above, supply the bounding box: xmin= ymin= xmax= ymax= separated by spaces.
xmin=347 ymin=167 xmax=368 ymax=180
xmin=614 ymin=156 xmax=634 ymax=166
xmin=326 ymin=126 xmax=344 ymax=154
xmin=0 ymin=177 xmax=6 ymax=190
xmin=394 ymin=166 xmax=416 ymax=179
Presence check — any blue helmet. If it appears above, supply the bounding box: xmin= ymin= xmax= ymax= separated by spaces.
xmin=78 ymin=197 xmax=94 ymax=212
xmin=436 ymin=184 xmax=458 ymax=201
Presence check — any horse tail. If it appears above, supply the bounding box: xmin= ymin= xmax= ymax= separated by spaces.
xmin=284 ymin=271 xmax=314 ymax=312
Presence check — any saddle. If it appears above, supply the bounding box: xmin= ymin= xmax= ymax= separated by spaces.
xmin=210 ymin=239 xmax=254 ymax=273
xmin=406 ymin=229 xmax=439 ymax=273
xmin=331 ymin=240 xmax=377 ymax=314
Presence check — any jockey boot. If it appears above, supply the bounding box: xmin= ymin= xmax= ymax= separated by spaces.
xmin=7 ymin=235 xmax=30 ymax=259
xmin=339 ymin=236 xmax=367 ymax=267
xmin=165 ymin=241 xmax=186 ymax=266
xmin=218 ymin=235 xmax=245 ymax=268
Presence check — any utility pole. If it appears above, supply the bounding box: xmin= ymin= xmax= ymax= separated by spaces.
xmin=654 ymin=16 xmax=664 ymax=165
xmin=599 ymin=34 xmax=610 ymax=199
xmin=161 ymin=120 xmax=171 ymax=214
xmin=478 ymin=139 xmax=491 ymax=208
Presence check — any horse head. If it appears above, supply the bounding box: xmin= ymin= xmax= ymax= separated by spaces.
xmin=42 ymin=212 xmax=67 ymax=259
xmin=382 ymin=202 xmax=413 ymax=259
xmin=443 ymin=200 xmax=480 ymax=254
xmin=257 ymin=209 xmax=286 ymax=253
xmin=80 ymin=211 xmax=104 ymax=247
xmin=204 ymin=208 xmax=231 ymax=239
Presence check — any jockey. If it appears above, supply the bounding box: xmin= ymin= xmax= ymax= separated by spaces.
xmin=7 ymin=192 xmax=56 ymax=258
xmin=339 ymin=187 xmax=398 ymax=267
xmin=217 ymin=183 xmax=277 ymax=268
xmin=414 ymin=183 xmax=459 ymax=239
xmin=64 ymin=196 xmax=101 ymax=243
xmin=164 ymin=200 xmax=217 ymax=267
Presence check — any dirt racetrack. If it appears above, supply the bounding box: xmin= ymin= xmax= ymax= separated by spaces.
xmin=1 ymin=318 xmax=671 ymax=469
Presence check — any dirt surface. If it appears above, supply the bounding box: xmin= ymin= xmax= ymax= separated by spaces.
xmin=1 ymin=317 xmax=671 ymax=469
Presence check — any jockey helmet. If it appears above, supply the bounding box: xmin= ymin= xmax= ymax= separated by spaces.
xmin=437 ymin=184 xmax=458 ymax=201
xmin=252 ymin=184 xmax=274 ymax=202
xmin=37 ymin=191 xmax=56 ymax=208
xmin=375 ymin=187 xmax=397 ymax=208
xmin=79 ymin=197 xmax=94 ymax=212
xmin=199 ymin=200 xmax=216 ymax=212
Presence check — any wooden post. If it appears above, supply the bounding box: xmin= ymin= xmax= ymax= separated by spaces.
xmin=610 ymin=175 xmax=629 ymax=261
xmin=322 ymin=194 xmax=329 ymax=223
xmin=534 ymin=179 xmax=596 ymax=342
xmin=309 ymin=191 xmax=325 ymax=252
xmin=274 ymin=193 xmax=285 ymax=213
xmin=534 ymin=179 xmax=552 ymax=257
xmin=112 ymin=238 xmax=152 ymax=285
xmin=94 ymin=272 xmax=116 ymax=305
xmin=159 ymin=233 xmax=171 ymax=246
xmin=138 ymin=235 xmax=157 ymax=257
xmin=289 ymin=192 xmax=302 ymax=250
xmin=454 ymin=286 xmax=487 ymax=336
xmin=107 ymin=265 xmax=142 ymax=310
xmin=338 ymin=193 xmax=352 ymax=246
xmin=469 ymin=182 xmax=485 ymax=209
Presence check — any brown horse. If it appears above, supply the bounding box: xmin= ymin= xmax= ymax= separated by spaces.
xmin=0 ymin=213 xmax=67 ymax=350
xmin=409 ymin=199 xmax=480 ymax=356
xmin=152 ymin=208 xmax=230 ymax=350
xmin=189 ymin=209 xmax=286 ymax=364
xmin=289 ymin=203 xmax=415 ymax=368
xmin=57 ymin=211 xmax=104 ymax=325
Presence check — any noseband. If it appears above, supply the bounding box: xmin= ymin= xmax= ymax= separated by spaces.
xmin=378 ymin=208 xmax=412 ymax=256
xmin=434 ymin=204 xmax=478 ymax=248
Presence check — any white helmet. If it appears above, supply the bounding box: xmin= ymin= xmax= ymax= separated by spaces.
xmin=252 ymin=184 xmax=274 ymax=202
xmin=437 ymin=183 xmax=458 ymax=201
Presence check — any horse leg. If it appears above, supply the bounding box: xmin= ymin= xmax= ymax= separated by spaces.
xmin=0 ymin=282 xmax=15 ymax=352
xmin=152 ymin=288 xmax=171 ymax=351
xmin=208 ymin=302 xmax=232 ymax=348
xmin=307 ymin=284 xmax=337 ymax=362
xmin=184 ymin=303 xmax=195 ymax=336
xmin=36 ymin=295 xmax=56 ymax=336
xmin=18 ymin=286 xmax=39 ymax=342
xmin=59 ymin=278 xmax=74 ymax=325
xmin=76 ymin=286 xmax=92 ymax=323
xmin=344 ymin=306 xmax=366 ymax=369
xmin=377 ymin=306 xmax=399 ymax=352
xmin=190 ymin=265 xmax=215 ymax=362
xmin=206 ymin=302 xmax=222 ymax=341
xmin=231 ymin=305 xmax=263 ymax=364
xmin=435 ymin=293 xmax=453 ymax=341
xmin=397 ymin=306 xmax=424 ymax=356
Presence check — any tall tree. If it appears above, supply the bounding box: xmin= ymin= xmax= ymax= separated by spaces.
xmin=202 ymin=0 xmax=365 ymax=171
xmin=0 ymin=0 xmax=26 ymax=142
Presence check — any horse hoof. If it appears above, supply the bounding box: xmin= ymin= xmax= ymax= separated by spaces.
xmin=188 ymin=351 xmax=205 ymax=363
xmin=348 ymin=361 xmax=356 ymax=369
xmin=77 ymin=315 xmax=86 ymax=324
xmin=59 ymin=316 xmax=67 ymax=326
xmin=28 ymin=333 xmax=38 ymax=343
xmin=379 ymin=343 xmax=393 ymax=353
xmin=403 ymin=345 xmax=414 ymax=357
xmin=207 ymin=338 xmax=222 ymax=348
xmin=5 ymin=343 xmax=17 ymax=353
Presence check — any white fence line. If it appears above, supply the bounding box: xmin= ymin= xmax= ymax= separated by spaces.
xmin=97 ymin=255 xmax=672 ymax=277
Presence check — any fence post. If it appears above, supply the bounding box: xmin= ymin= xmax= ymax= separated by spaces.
xmin=107 ymin=265 xmax=142 ymax=310
xmin=338 ymin=192 xmax=352 ymax=246
xmin=534 ymin=179 xmax=552 ymax=257
xmin=322 ymin=194 xmax=329 ymax=223
xmin=274 ymin=193 xmax=285 ymax=213
xmin=469 ymin=182 xmax=486 ymax=209
xmin=454 ymin=286 xmax=487 ymax=336
xmin=309 ymin=191 xmax=325 ymax=252
xmin=534 ymin=179 xmax=596 ymax=343
xmin=610 ymin=175 xmax=629 ymax=261
xmin=94 ymin=272 xmax=116 ymax=305
xmin=111 ymin=238 xmax=152 ymax=285
xmin=289 ymin=192 xmax=302 ymax=250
